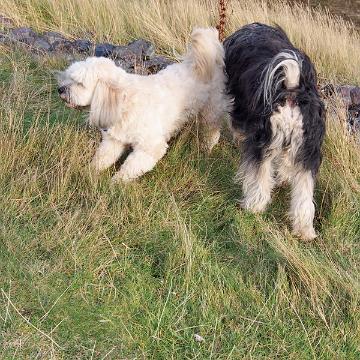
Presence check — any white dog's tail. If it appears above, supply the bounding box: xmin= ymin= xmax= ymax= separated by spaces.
xmin=187 ymin=27 xmax=224 ymax=82
xmin=256 ymin=51 xmax=302 ymax=109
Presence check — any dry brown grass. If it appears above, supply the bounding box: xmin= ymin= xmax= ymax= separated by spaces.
xmin=1 ymin=0 xmax=360 ymax=82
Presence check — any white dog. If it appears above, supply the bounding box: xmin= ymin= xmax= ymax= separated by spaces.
xmin=57 ymin=28 xmax=226 ymax=182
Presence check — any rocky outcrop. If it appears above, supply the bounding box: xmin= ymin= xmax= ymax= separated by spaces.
xmin=0 ymin=22 xmax=174 ymax=74
xmin=322 ymin=84 xmax=360 ymax=135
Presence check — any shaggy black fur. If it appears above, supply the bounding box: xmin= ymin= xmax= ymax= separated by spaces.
xmin=224 ymin=23 xmax=325 ymax=176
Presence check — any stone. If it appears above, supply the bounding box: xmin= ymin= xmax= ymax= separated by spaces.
xmin=32 ymin=37 xmax=51 ymax=52
xmin=50 ymin=39 xmax=74 ymax=53
xmin=144 ymin=56 xmax=174 ymax=73
xmin=112 ymin=45 xmax=137 ymax=60
xmin=347 ymin=106 xmax=360 ymax=136
xmin=350 ymin=87 xmax=360 ymax=106
xmin=73 ymin=39 xmax=93 ymax=53
xmin=0 ymin=15 xmax=14 ymax=28
xmin=0 ymin=33 xmax=8 ymax=45
xmin=114 ymin=59 xmax=134 ymax=73
xmin=336 ymin=85 xmax=355 ymax=107
xmin=95 ymin=43 xmax=115 ymax=57
xmin=127 ymin=39 xmax=155 ymax=60
xmin=42 ymin=31 xmax=67 ymax=45
xmin=9 ymin=27 xmax=37 ymax=45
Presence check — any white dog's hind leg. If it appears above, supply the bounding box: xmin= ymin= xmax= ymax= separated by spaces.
xmin=112 ymin=142 xmax=168 ymax=182
xmin=239 ymin=156 xmax=275 ymax=213
xmin=289 ymin=169 xmax=317 ymax=241
xmin=91 ymin=132 xmax=126 ymax=173
xmin=201 ymin=103 xmax=222 ymax=152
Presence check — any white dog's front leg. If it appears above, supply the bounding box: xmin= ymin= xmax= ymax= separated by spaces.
xmin=289 ymin=170 xmax=317 ymax=241
xmin=91 ymin=132 xmax=126 ymax=173
xmin=112 ymin=142 xmax=168 ymax=182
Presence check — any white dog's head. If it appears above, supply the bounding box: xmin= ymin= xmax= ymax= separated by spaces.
xmin=56 ymin=57 xmax=128 ymax=128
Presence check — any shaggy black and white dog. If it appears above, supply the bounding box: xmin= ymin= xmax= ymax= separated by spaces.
xmin=224 ymin=23 xmax=325 ymax=240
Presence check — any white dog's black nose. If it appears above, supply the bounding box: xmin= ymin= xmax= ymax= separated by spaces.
xmin=58 ymin=86 xmax=66 ymax=95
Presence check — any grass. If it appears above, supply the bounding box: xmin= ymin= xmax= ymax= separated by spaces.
xmin=0 ymin=0 xmax=360 ymax=358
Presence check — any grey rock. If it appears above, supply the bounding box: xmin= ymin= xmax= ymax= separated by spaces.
xmin=42 ymin=31 xmax=67 ymax=45
xmin=0 ymin=15 xmax=14 ymax=28
xmin=95 ymin=43 xmax=115 ymax=57
xmin=50 ymin=39 xmax=74 ymax=53
xmin=73 ymin=39 xmax=93 ymax=53
xmin=9 ymin=27 xmax=37 ymax=45
xmin=114 ymin=59 xmax=134 ymax=73
xmin=336 ymin=85 xmax=354 ymax=107
xmin=350 ymin=87 xmax=360 ymax=106
xmin=127 ymin=39 xmax=155 ymax=60
xmin=144 ymin=56 xmax=174 ymax=73
xmin=0 ymin=32 xmax=8 ymax=45
xmin=112 ymin=45 xmax=138 ymax=60
xmin=32 ymin=37 xmax=51 ymax=52
xmin=348 ymin=106 xmax=360 ymax=133
xmin=332 ymin=85 xmax=360 ymax=108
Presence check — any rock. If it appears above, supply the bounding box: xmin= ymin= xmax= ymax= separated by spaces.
xmin=336 ymin=85 xmax=355 ymax=107
xmin=9 ymin=27 xmax=37 ymax=45
xmin=114 ymin=59 xmax=135 ymax=73
xmin=347 ymin=106 xmax=360 ymax=136
xmin=95 ymin=43 xmax=115 ymax=57
xmin=144 ymin=56 xmax=174 ymax=73
xmin=350 ymin=87 xmax=360 ymax=106
xmin=32 ymin=37 xmax=51 ymax=52
xmin=0 ymin=15 xmax=14 ymax=28
xmin=127 ymin=39 xmax=155 ymax=60
xmin=0 ymin=32 xmax=8 ymax=45
xmin=50 ymin=39 xmax=74 ymax=53
xmin=323 ymin=84 xmax=360 ymax=108
xmin=42 ymin=31 xmax=67 ymax=45
xmin=73 ymin=39 xmax=93 ymax=53
xmin=112 ymin=45 xmax=137 ymax=60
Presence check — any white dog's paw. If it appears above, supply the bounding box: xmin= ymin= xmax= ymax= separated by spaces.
xmin=239 ymin=195 xmax=270 ymax=214
xmin=90 ymin=160 xmax=101 ymax=174
xmin=292 ymin=225 xmax=317 ymax=242
xmin=111 ymin=171 xmax=137 ymax=184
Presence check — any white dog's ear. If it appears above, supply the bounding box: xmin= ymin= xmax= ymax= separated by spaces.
xmin=52 ymin=70 xmax=65 ymax=83
xmin=89 ymin=80 xmax=130 ymax=129
xmin=71 ymin=65 xmax=89 ymax=84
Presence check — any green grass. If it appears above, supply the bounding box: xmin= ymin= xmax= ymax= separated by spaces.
xmin=1 ymin=0 xmax=360 ymax=358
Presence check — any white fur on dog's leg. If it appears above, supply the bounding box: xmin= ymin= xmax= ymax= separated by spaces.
xmin=289 ymin=169 xmax=317 ymax=241
xmin=91 ymin=133 xmax=126 ymax=173
xmin=239 ymin=157 xmax=275 ymax=213
xmin=203 ymin=127 xmax=221 ymax=152
xmin=112 ymin=143 xmax=168 ymax=183
xmin=201 ymin=101 xmax=223 ymax=152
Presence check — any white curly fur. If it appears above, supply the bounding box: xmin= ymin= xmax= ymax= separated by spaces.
xmin=57 ymin=28 xmax=227 ymax=182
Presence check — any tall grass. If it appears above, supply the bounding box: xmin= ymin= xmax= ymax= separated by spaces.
xmin=1 ymin=0 xmax=360 ymax=82
xmin=0 ymin=0 xmax=360 ymax=358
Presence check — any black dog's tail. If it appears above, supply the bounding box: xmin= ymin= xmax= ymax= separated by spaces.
xmin=256 ymin=51 xmax=302 ymax=109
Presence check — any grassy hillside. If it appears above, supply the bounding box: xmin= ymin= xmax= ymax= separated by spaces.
xmin=0 ymin=0 xmax=359 ymax=358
